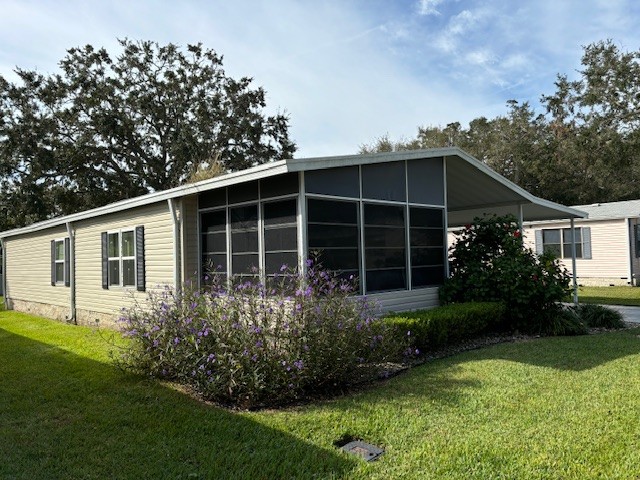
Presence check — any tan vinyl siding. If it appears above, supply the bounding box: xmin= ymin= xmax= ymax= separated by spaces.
xmin=523 ymin=219 xmax=630 ymax=281
xmin=4 ymin=226 xmax=70 ymax=309
xmin=74 ymin=202 xmax=174 ymax=315
xmin=182 ymin=194 xmax=199 ymax=284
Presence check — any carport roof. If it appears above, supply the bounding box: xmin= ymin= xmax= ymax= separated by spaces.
xmin=0 ymin=147 xmax=586 ymax=238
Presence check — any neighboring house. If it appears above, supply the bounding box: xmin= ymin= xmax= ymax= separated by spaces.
xmin=0 ymin=148 xmax=585 ymax=326
xmin=523 ymin=199 xmax=640 ymax=286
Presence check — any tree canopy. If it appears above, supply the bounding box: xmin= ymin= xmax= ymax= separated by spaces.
xmin=0 ymin=39 xmax=296 ymax=231
xmin=361 ymin=40 xmax=640 ymax=206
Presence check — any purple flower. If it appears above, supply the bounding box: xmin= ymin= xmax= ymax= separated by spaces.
xmin=407 ymin=330 xmax=411 ymax=336
xmin=280 ymin=264 xmax=288 ymax=272
xmin=415 ymin=348 xmax=420 ymax=355
xmin=173 ymin=337 xmax=180 ymax=345
xmin=207 ymin=353 xmax=216 ymax=363
xmin=190 ymin=301 xmax=198 ymax=310
xmin=251 ymin=354 xmax=258 ymax=362
xmin=294 ymin=360 xmax=304 ymax=370
xmin=306 ymin=259 xmax=313 ymax=267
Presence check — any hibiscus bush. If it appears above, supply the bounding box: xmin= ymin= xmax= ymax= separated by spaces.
xmin=117 ymin=262 xmax=398 ymax=408
xmin=440 ymin=215 xmax=572 ymax=334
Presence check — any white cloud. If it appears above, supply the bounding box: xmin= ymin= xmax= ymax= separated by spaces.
xmin=417 ymin=0 xmax=446 ymax=16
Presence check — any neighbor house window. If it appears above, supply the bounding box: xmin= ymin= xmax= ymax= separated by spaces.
xmin=542 ymin=228 xmax=583 ymax=258
xmin=100 ymin=226 xmax=146 ymax=291
xmin=50 ymin=238 xmax=70 ymax=286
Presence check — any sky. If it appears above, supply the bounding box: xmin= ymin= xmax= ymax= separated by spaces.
xmin=1 ymin=0 xmax=639 ymax=158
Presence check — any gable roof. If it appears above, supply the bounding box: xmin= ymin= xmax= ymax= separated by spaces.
xmin=571 ymin=199 xmax=640 ymax=220
xmin=0 ymin=147 xmax=586 ymax=238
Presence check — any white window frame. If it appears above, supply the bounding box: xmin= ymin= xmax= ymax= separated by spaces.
xmin=107 ymin=229 xmax=137 ymax=288
xmin=53 ymin=238 xmax=66 ymax=285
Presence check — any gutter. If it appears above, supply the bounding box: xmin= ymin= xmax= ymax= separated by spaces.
xmin=65 ymin=222 xmax=76 ymax=323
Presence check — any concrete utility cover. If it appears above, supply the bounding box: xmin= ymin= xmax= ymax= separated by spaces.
xmin=340 ymin=441 xmax=384 ymax=462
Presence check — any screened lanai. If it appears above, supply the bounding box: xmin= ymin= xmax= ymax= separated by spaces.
xmin=195 ymin=148 xmax=586 ymax=310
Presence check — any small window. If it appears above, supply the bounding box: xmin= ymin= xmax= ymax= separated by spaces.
xmin=54 ymin=240 xmax=65 ymax=284
xmin=364 ymin=203 xmax=406 ymax=292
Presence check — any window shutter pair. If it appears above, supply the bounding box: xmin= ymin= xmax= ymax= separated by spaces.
xmin=533 ymin=227 xmax=591 ymax=259
xmin=50 ymin=238 xmax=71 ymax=286
xmin=101 ymin=227 xmax=145 ymax=291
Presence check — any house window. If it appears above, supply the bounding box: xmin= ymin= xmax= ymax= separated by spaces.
xmin=107 ymin=230 xmax=136 ymax=287
xmin=50 ymin=238 xmax=69 ymax=287
xmin=409 ymin=207 xmax=445 ymax=288
xmin=54 ymin=239 xmax=65 ymax=284
xmin=542 ymin=228 xmax=582 ymax=258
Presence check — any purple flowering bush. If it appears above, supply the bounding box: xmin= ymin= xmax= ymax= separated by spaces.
xmin=117 ymin=262 xmax=397 ymax=408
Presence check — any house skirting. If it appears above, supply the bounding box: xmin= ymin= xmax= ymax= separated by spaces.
xmin=8 ymin=298 xmax=119 ymax=328
xmin=578 ymin=277 xmax=630 ymax=287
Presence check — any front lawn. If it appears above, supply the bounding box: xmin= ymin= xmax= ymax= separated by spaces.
xmin=2 ymin=311 xmax=640 ymax=478
xmin=577 ymin=285 xmax=640 ymax=306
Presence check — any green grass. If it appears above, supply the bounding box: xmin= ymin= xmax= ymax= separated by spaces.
xmin=577 ymin=285 xmax=640 ymax=306
xmin=3 ymin=311 xmax=640 ymax=478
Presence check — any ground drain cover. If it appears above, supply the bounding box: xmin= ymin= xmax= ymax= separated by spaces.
xmin=339 ymin=440 xmax=384 ymax=462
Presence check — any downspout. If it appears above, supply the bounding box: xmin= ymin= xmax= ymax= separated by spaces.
xmin=570 ymin=218 xmax=578 ymax=304
xmin=0 ymin=238 xmax=6 ymax=305
xmin=168 ymin=199 xmax=182 ymax=293
xmin=627 ymin=217 xmax=634 ymax=286
xmin=65 ymin=222 xmax=76 ymax=324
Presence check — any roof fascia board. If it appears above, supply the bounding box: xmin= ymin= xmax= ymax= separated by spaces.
xmin=1 ymin=161 xmax=289 ymax=238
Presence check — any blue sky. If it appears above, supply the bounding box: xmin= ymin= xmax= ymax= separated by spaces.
xmin=1 ymin=0 xmax=639 ymax=157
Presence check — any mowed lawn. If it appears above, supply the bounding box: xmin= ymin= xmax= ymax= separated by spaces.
xmin=578 ymin=285 xmax=640 ymax=306
xmin=2 ymin=311 xmax=640 ymax=479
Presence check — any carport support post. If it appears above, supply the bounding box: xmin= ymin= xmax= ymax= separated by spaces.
xmin=517 ymin=204 xmax=524 ymax=232
xmin=570 ymin=218 xmax=578 ymax=304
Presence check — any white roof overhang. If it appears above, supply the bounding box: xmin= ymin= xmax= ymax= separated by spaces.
xmin=0 ymin=147 xmax=585 ymax=239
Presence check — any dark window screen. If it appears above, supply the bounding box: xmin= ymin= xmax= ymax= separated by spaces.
xmin=362 ymin=162 xmax=406 ymax=202
xmin=307 ymin=198 xmax=360 ymax=289
xmin=199 ymin=188 xmax=226 ymax=209
xmin=407 ymin=158 xmax=445 ymax=205
xmin=263 ymin=199 xmax=298 ymax=275
xmin=305 ymin=166 xmax=360 ymax=198
xmin=364 ymin=203 xmax=406 ymax=292
xmin=260 ymin=173 xmax=299 ymax=198
xmin=228 ymin=180 xmax=259 ymax=204
xmin=201 ymin=209 xmax=227 ymax=280
xmin=230 ymin=204 xmax=259 ymax=275
xmin=409 ymin=206 xmax=445 ymax=288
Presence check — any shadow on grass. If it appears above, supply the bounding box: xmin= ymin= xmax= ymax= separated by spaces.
xmin=0 ymin=328 xmax=355 ymax=480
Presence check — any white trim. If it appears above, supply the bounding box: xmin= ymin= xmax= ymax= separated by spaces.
xmin=297 ymin=171 xmax=307 ymax=274
xmin=53 ymin=238 xmax=66 ymax=285
xmin=442 ymin=156 xmax=450 ymax=279
xmin=106 ymin=228 xmax=137 ymax=288
xmin=168 ymin=199 xmax=181 ymax=292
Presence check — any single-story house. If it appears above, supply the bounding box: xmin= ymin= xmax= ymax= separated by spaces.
xmin=0 ymin=148 xmax=586 ymax=325
xmin=523 ymin=199 xmax=640 ymax=286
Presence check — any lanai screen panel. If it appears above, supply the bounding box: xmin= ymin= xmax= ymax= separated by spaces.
xmin=305 ymin=157 xmax=446 ymax=294
xmin=197 ymin=172 xmax=299 ymax=284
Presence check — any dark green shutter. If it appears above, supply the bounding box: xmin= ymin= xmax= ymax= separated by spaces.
xmin=50 ymin=240 xmax=56 ymax=286
xmin=64 ymin=238 xmax=70 ymax=287
xmin=101 ymin=232 xmax=108 ymax=289
xmin=135 ymin=226 xmax=145 ymax=292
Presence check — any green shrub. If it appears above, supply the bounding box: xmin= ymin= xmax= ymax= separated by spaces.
xmin=576 ymin=304 xmax=625 ymax=329
xmin=541 ymin=305 xmax=588 ymax=336
xmin=384 ymin=302 xmax=506 ymax=350
xmin=117 ymin=262 xmax=398 ymax=409
xmin=440 ymin=215 xmax=572 ymax=334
